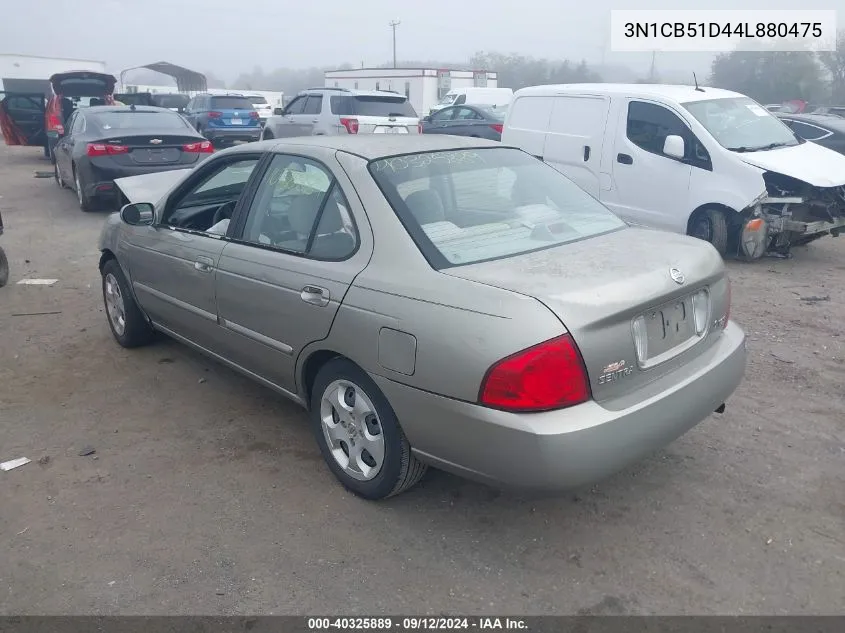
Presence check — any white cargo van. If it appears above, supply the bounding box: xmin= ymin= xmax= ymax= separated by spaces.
xmin=502 ymin=83 xmax=845 ymax=259
xmin=430 ymin=87 xmax=512 ymax=115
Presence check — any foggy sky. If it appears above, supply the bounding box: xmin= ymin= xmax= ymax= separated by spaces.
xmin=0 ymin=0 xmax=839 ymax=81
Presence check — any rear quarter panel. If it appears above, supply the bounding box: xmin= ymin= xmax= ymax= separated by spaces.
xmin=297 ymin=150 xmax=567 ymax=403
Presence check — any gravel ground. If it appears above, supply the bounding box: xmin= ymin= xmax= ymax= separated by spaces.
xmin=0 ymin=143 xmax=843 ymax=615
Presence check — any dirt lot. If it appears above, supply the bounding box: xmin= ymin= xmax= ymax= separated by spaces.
xmin=0 ymin=143 xmax=843 ymax=616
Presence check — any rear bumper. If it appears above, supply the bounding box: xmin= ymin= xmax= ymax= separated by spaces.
xmin=373 ymin=321 xmax=747 ymax=491
xmin=82 ymin=161 xmax=200 ymax=199
xmin=203 ymin=127 xmax=261 ymax=142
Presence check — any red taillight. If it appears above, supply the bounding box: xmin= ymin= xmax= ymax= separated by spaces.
xmin=417 ymin=123 xmax=422 ymax=134
xmin=479 ymin=334 xmax=591 ymax=412
xmin=182 ymin=140 xmax=214 ymax=153
xmin=207 ymin=111 xmax=222 ymax=119
xmin=249 ymin=111 xmax=259 ymax=119
xmin=47 ymin=113 xmax=64 ymax=135
xmin=87 ymin=143 xmax=128 ymax=157
xmin=340 ymin=117 xmax=359 ymax=134
xmin=490 ymin=123 xmax=504 ymax=134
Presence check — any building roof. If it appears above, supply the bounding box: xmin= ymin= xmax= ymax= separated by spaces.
xmin=324 ymin=67 xmax=497 ymax=75
xmin=119 ymin=61 xmax=207 ymax=93
xmin=514 ymin=83 xmax=744 ymax=104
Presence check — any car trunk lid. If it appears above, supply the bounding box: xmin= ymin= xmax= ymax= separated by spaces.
xmin=440 ymin=228 xmax=729 ymax=403
xmin=90 ymin=132 xmax=209 ymax=166
xmin=208 ymin=96 xmax=259 ymax=127
xmin=50 ymin=71 xmax=116 ymax=98
xmin=332 ymin=94 xmax=420 ymax=134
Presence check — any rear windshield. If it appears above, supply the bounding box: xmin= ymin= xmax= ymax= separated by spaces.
xmin=247 ymin=96 xmax=268 ymax=104
xmin=153 ymin=94 xmax=189 ymax=108
xmin=210 ymin=96 xmax=254 ymax=110
xmin=368 ymin=148 xmax=626 ymax=269
xmin=90 ymin=110 xmax=191 ymax=131
xmin=330 ymin=95 xmax=417 ymax=117
xmin=56 ymin=79 xmax=109 ymax=97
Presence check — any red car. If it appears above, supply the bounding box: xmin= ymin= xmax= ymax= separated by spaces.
xmin=0 ymin=70 xmax=116 ymax=160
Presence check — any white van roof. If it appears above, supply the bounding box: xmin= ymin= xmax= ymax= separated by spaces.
xmin=513 ymin=83 xmax=744 ymax=104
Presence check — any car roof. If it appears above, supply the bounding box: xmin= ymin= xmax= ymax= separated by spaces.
xmin=778 ymin=113 xmax=845 ymax=130
xmin=513 ymin=83 xmax=744 ymax=104
xmin=230 ymin=135 xmax=504 ymax=160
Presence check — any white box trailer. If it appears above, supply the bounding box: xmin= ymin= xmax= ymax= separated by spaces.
xmin=324 ymin=68 xmax=498 ymax=117
xmin=0 ymin=54 xmax=107 ymax=95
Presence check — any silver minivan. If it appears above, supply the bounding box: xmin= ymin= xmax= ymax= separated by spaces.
xmin=262 ymin=88 xmax=420 ymax=139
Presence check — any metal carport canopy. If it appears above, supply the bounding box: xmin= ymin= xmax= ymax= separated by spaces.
xmin=120 ymin=61 xmax=207 ymax=93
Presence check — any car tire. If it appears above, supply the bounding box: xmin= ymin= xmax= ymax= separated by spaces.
xmin=101 ymin=259 xmax=155 ymax=348
xmin=54 ymin=161 xmax=66 ymax=188
xmin=689 ymin=207 xmax=728 ymax=255
xmin=0 ymin=246 xmax=9 ymax=288
xmin=73 ymin=166 xmax=96 ymax=213
xmin=310 ymin=358 xmax=427 ymax=500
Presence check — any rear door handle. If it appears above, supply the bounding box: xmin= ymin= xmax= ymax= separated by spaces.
xmin=311 ymin=119 xmax=319 ymax=123
xmin=300 ymin=285 xmax=330 ymax=307
xmin=617 ymin=153 xmax=633 ymax=165
xmin=194 ymin=256 xmax=214 ymax=272
xmin=583 ymin=145 xmax=591 ymax=161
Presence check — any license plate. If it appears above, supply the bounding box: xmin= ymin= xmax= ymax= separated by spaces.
xmin=375 ymin=126 xmax=407 ymax=134
xmin=230 ymin=118 xmax=242 ymax=125
xmin=644 ymin=299 xmax=695 ymax=358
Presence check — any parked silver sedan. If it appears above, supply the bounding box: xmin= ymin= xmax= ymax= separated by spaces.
xmin=99 ymin=135 xmax=747 ymax=500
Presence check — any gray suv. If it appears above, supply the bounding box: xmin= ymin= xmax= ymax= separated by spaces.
xmin=262 ymin=88 xmax=420 ymax=139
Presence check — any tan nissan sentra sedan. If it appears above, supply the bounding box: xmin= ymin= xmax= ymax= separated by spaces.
xmin=98 ymin=135 xmax=747 ymax=500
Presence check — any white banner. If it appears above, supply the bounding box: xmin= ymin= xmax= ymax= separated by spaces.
xmin=610 ymin=10 xmax=837 ymax=52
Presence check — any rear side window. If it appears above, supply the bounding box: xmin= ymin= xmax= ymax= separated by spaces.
xmin=330 ymin=95 xmax=417 ymax=117
xmin=90 ymin=111 xmax=191 ymax=130
xmin=210 ymin=96 xmax=254 ymax=110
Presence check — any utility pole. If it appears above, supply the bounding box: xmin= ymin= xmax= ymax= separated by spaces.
xmin=389 ymin=20 xmax=401 ymax=68
xmin=648 ymin=51 xmax=657 ymax=81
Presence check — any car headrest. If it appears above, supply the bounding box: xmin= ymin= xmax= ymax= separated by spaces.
xmin=286 ymin=193 xmax=323 ymax=234
xmin=404 ymin=189 xmax=445 ymax=225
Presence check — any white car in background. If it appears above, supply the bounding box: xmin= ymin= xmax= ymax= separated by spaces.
xmin=246 ymin=95 xmax=272 ymax=125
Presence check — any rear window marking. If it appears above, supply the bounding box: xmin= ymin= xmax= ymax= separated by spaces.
xmin=371 ymin=150 xmax=487 ymax=174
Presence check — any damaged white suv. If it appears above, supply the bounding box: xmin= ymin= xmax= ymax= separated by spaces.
xmin=502 ymin=84 xmax=845 ymax=259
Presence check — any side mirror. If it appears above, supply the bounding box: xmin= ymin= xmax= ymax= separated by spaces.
xmin=422 ymin=115 xmax=431 ymax=123
xmin=120 ymin=202 xmax=155 ymax=226
xmin=663 ymin=135 xmax=685 ymax=159
xmin=273 ymin=107 xmax=284 ymax=115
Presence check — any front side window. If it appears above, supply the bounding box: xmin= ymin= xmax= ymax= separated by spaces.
xmin=303 ymin=95 xmax=323 ymax=115
xmin=369 ymin=148 xmax=625 ymax=268
xmin=430 ymin=108 xmax=455 ymax=122
xmin=627 ymin=101 xmax=711 ymax=166
xmin=164 ymin=157 xmax=260 ymax=230
xmin=284 ymin=96 xmax=306 ymax=115
xmin=240 ymin=155 xmax=357 ymax=260
xmin=683 ymin=97 xmax=800 ymax=152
